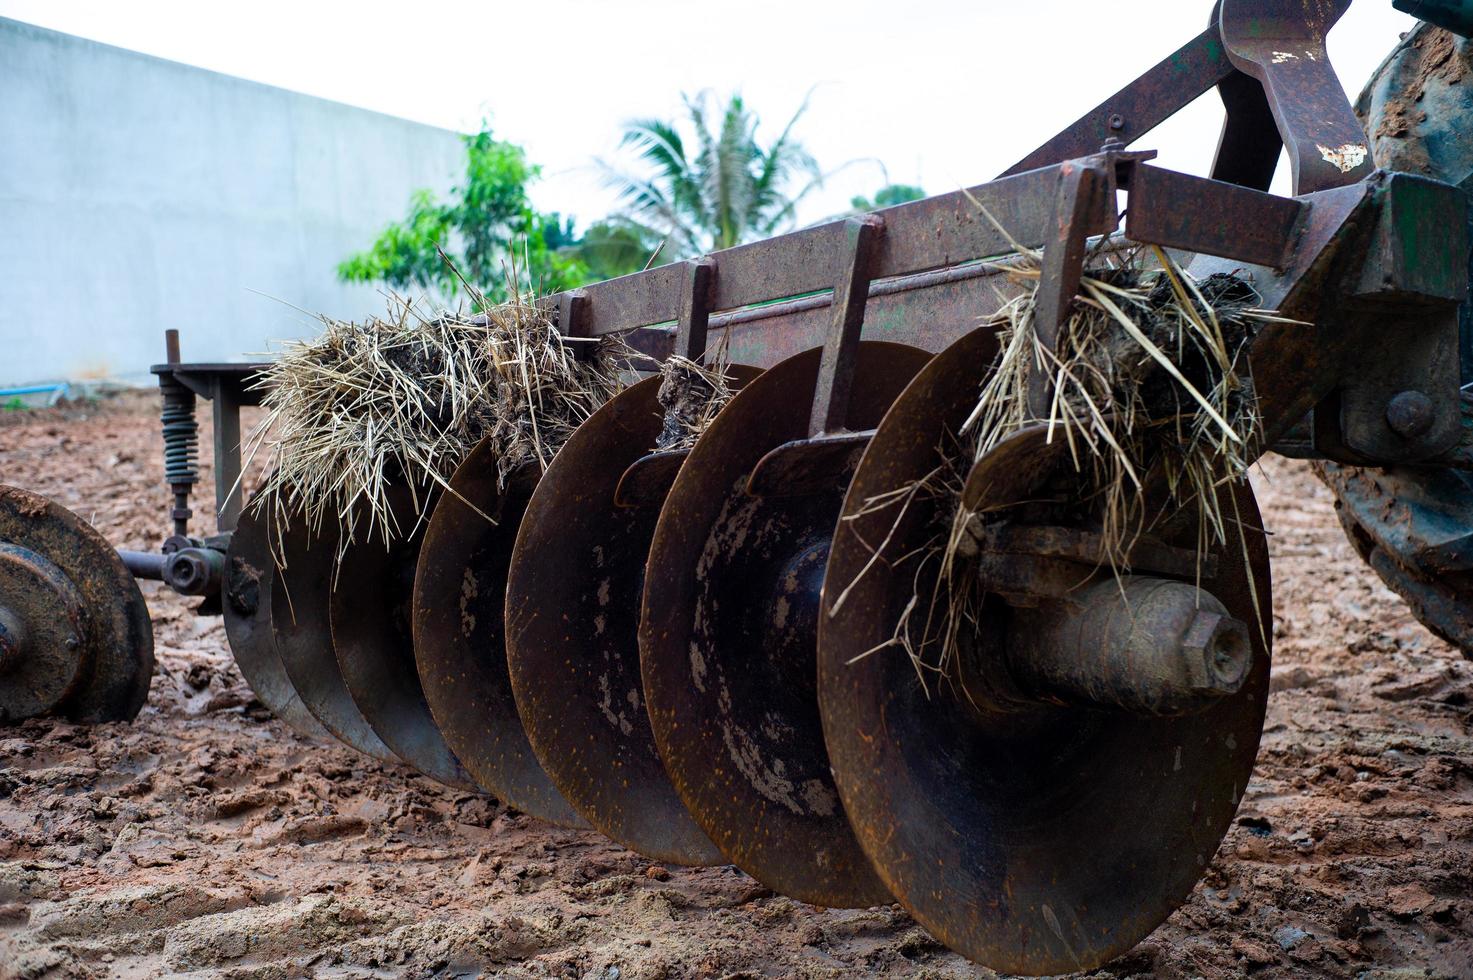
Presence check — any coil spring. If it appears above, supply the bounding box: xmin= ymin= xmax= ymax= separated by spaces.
xmin=160 ymin=379 xmax=199 ymax=487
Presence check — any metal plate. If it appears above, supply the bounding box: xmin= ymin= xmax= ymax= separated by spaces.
xmin=0 ymin=485 xmax=153 ymax=723
xmin=412 ymin=440 xmax=586 ymax=828
xmin=222 ymin=504 xmax=330 ymax=739
xmin=271 ymin=514 xmax=400 ymax=764
xmin=818 ymin=326 xmax=1273 ymax=974
xmin=332 ymin=485 xmax=479 ymax=791
xmin=639 ymin=342 xmax=929 ymax=908
xmin=0 ymin=541 xmax=85 ymax=720
xmin=507 ymin=370 xmax=758 ymax=865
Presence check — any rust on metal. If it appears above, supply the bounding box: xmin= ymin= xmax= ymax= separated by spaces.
xmin=639 ymin=342 xmax=929 ymax=908
xmin=819 ymin=326 xmax=1273 ymax=974
xmin=0 ymin=485 xmax=153 ymax=724
xmin=331 ymin=484 xmax=479 ymax=791
xmin=222 ymin=503 xmax=331 ymax=739
xmin=506 ymin=376 xmax=750 ymax=865
xmin=271 ymin=514 xmax=401 ymax=764
xmin=412 ymin=442 xmax=587 ymax=828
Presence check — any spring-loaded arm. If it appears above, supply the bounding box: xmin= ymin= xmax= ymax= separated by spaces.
xmin=158 ymin=329 xmax=199 ymax=541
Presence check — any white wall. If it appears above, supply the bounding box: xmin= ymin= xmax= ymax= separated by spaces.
xmin=0 ymin=17 xmax=464 ymax=386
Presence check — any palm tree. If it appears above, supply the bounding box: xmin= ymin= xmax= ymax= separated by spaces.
xmin=599 ymin=91 xmax=827 ymax=257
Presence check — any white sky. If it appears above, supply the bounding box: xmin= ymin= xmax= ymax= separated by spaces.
xmin=0 ymin=0 xmax=1418 ymax=230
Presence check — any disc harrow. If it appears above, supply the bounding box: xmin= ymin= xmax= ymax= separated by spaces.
xmin=7 ymin=2 xmax=1473 ymax=974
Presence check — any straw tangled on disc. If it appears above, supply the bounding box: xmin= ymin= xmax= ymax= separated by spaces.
xmin=653 ymin=334 xmax=737 ymax=453
xmin=247 ymin=289 xmax=627 ymax=555
xmin=843 ymin=238 xmax=1291 ymax=695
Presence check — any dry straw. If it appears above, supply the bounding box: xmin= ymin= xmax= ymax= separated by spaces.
xmin=246 ymin=276 xmax=627 ymax=559
xmin=652 ymin=333 xmax=737 ymax=452
xmin=842 ymin=227 xmax=1293 ymax=695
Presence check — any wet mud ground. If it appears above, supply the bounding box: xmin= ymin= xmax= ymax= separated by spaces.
xmin=0 ymin=392 xmax=1469 ymax=979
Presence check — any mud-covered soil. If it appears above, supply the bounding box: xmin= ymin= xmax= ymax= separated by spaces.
xmin=0 ymin=393 xmax=1470 ymax=979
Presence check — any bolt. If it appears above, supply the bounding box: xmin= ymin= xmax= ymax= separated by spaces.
xmin=64 ymin=635 xmax=79 ymax=651
xmin=1385 ymin=390 xmax=1435 ymax=439
xmin=1107 ymin=113 xmax=1126 ymax=132
xmin=1182 ymin=610 xmax=1252 ymax=695
xmin=168 ymin=553 xmax=205 ymax=592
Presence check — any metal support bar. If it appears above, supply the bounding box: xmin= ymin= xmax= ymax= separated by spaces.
xmin=1027 ymin=162 xmax=1107 ymax=419
xmin=118 ymin=549 xmax=167 ymax=581
xmin=1212 ymin=70 xmax=1284 ymax=190
xmin=1003 ymin=26 xmax=1234 ymax=177
xmin=1218 ymin=0 xmax=1373 ymax=195
xmin=556 ymin=289 xmax=595 ymax=360
xmin=210 ymin=376 xmax=243 ymax=533
xmin=1127 ymin=164 xmax=1306 ymax=268
xmin=810 ymin=216 xmax=884 ymax=438
xmin=674 ymin=258 xmax=716 ymax=363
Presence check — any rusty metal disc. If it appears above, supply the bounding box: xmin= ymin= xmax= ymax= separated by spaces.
xmin=639 ymin=342 xmax=929 ymax=908
xmin=412 ymin=440 xmax=586 ymax=827
xmin=271 ymin=514 xmax=400 ymax=764
xmin=506 ymin=368 xmax=761 ymax=865
xmin=222 ymin=503 xmax=330 ymax=739
xmin=0 ymin=485 xmax=153 ymax=723
xmin=331 ymin=484 xmax=479 ymax=791
xmin=818 ymin=326 xmax=1273 ymax=974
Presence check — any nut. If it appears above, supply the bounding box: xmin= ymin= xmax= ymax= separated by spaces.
xmin=1385 ymin=390 xmax=1435 ymax=439
xmin=1182 ymin=610 xmax=1252 ymax=694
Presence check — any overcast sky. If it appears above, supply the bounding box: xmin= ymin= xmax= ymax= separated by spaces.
xmin=0 ymin=0 xmax=1418 ymax=230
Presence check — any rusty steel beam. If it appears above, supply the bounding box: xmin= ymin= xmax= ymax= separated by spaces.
xmin=544 ymin=162 xmax=1117 ymax=340
xmin=1218 ymin=0 xmax=1373 ymax=195
xmin=1126 ymin=164 xmax=1307 ymax=268
xmin=1003 ymin=27 xmax=1235 ymax=176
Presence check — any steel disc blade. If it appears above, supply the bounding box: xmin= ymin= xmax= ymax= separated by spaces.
xmin=0 ymin=485 xmax=153 ymax=723
xmin=332 ymin=485 xmax=478 ymax=791
xmin=222 ymin=504 xmax=330 ymax=739
xmin=272 ymin=515 xmax=400 ymax=764
xmin=818 ymin=326 xmax=1273 ymax=974
xmin=639 ymin=342 xmax=930 ymax=908
xmin=507 ymin=368 xmax=761 ymax=865
xmin=413 ymin=440 xmax=586 ymax=828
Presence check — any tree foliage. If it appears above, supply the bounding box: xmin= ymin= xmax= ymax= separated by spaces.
xmin=600 ymin=91 xmax=827 ymax=257
xmin=338 ymin=127 xmax=590 ymax=304
xmin=849 ymin=183 xmax=926 ymax=213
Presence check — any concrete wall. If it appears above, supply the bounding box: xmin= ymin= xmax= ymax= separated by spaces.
xmin=0 ymin=17 xmax=465 ymax=387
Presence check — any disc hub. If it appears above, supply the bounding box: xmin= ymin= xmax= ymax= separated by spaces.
xmin=0 ymin=542 xmax=87 ymax=719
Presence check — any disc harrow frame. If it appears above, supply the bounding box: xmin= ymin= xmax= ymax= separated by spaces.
xmin=6 ymin=2 xmax=1473 ymax=974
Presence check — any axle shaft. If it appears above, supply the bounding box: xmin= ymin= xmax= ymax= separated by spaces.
xmin=1002 ymin=576 xmax=1254 ymax=716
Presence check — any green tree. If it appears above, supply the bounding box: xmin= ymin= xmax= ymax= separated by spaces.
xmin=849 ymin=183 xmax=925 ymax=212
xmin=339 ymin=126 xmax=589 ymax=303
xmin=599 ymin=91 xmax=827 ymax=257
xmin=570 ymin=218 xmax=669 ymax=282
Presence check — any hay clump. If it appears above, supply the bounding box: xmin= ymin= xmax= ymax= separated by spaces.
xmin=248 ymin=289 xmax=627 ymax=554
xmin=653 ymin=337 xmax=736 ymax=452
xmin=842 ymin=239 xmax=1290 ymax=695
xmin=960 ymin=243 xmax=1268 ymax=566
xmin=478 ymin=292 xmax=628 ymax=487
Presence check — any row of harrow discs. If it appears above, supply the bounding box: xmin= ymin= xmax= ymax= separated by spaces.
xmin=4 ymin=2 xmax=1473 ymax=973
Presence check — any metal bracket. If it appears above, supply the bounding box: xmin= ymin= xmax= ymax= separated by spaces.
xmin=674 ymin=258 xmax=716 ymax=363
xmin=746 ymin=216 xmax=886 ymax=497
xmin=1027 ymin=160 xmax=1112 ymax=419
xmin=555 ymin=288 xmax=599 ymax=361
xmin=609 ymin=259 xmax=720 ymax=510
xmin=809 ymin=216 xmax=885 ymax=439
xmin=1218 ymin=0 xmax=1372 ymax=195
xmin=1312 ymin=174 xmax=1468 ymax=464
